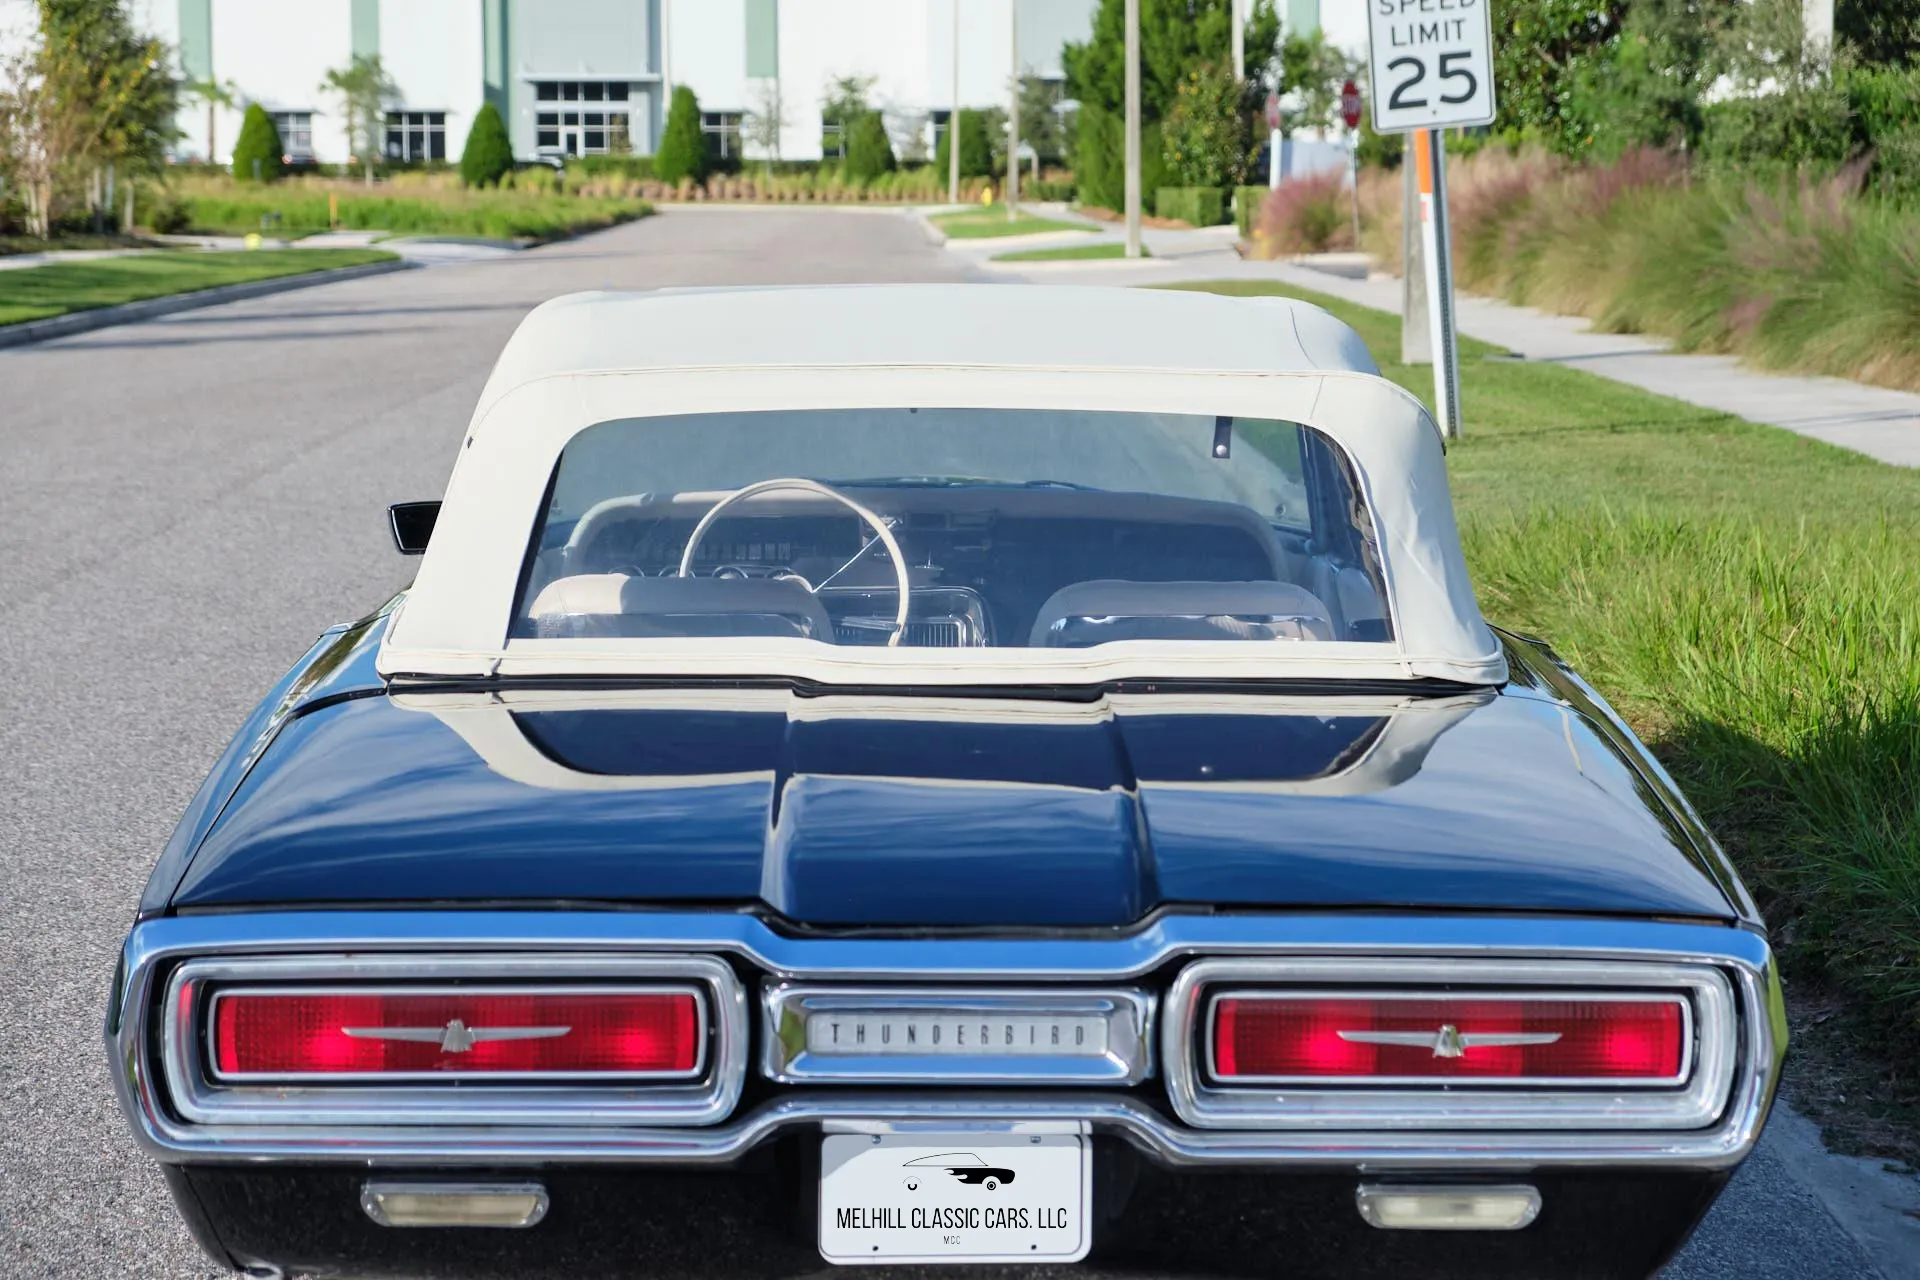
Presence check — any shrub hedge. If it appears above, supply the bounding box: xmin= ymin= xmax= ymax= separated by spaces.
xmin=1233 ymin=184 xmax=1267 ymax=237
xmin=1154 ymin=186 xmax=1224 ymax=226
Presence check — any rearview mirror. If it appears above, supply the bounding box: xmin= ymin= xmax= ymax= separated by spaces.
xmin=388 ymin=501 xmax=441 ymax=555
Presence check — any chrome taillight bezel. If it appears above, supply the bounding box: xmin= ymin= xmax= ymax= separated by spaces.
xmin=205 ymin=982 xmax=710 ymax=1083
xmin=162 ymin=953 xmax=747 ymax=1127
xmin=1163 ymin=957 xmax=1740 ymax=1131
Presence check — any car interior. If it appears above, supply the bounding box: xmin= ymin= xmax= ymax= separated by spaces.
xmin=517 ymin=478 xmax=1393 ymax=649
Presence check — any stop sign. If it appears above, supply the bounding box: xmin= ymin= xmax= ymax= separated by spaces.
xmin=1340 ymin=80 xmax=1363 ymax=130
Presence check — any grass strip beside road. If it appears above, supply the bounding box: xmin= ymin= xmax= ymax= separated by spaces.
xmin=992 ymin=242 xmax=1145 ymax=262
xmin=1177 ymin=279 xmax=1920 ymax=1152
xmin=932 ymin=203 xmax=1097 ymax=240
xmin=0 ymin=249 xmax=397 ymax=326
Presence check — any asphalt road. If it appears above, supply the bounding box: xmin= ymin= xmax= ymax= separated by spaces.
xmin=0 ymin=208 xmax=1884 ymax=1279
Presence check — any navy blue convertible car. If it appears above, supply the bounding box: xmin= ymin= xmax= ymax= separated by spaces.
xmin=108 ymin=285 xmax=1783 ymax=1278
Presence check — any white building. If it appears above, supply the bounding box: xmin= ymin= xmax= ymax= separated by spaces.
xmin=1 ymin=0 xmax=1351 ymax=169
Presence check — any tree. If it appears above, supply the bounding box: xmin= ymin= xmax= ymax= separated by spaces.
xmin=1563 ymin=0 xmax=1727 ymax=159
xmin=743 ymin=78 xmax=788 ymax=167
xmin=459 ymin=101 xmax=512 ymax=187
xmin=1063 ymin=0 xmax=1278 ymax=210
xmin=820 ymin=74 xmax=874 ymax=159
xmin=185 ymin=76 xmax=236 ymax=163
xmin=1838 ymin=0 xmax=1920 ymax=68
xmin=842 ymin=110 xmax=895 ymax=181
xmin=321 ymin=53 xmax=395 ymax=184
xmin=1489 ymin=0 xmax=1628 ymax=151
xmin=1163 ymin=60 xmax=1251 ymax=185
xmin=655 ymin=84 xmax=708 ymax=184
xmin=230 ymin=102 xmax=283 ymax=181
xmin=1274 ymin=30 xmax=1354 ymax=137
xmin=11 ymin=0 xmax=177 ymax=234
xmin=1018 ymin=75 xmax=1068 ymax=166
xmin=934 ymin=108 xmax=994 ymax=177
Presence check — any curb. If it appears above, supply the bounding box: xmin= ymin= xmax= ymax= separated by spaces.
xmin=0 ymin=257 xmax=413 ymax=351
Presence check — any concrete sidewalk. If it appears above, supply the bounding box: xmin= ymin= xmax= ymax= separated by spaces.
xmin=970 ymin=218 xmax=1920 ymax=469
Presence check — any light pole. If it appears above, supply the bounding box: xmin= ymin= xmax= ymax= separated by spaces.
xmin=1231 ymin=0 xmax=1245 ymax=81
xmin=1123 ymin=0 xmax=1141 ymax=258
xmin=1007 ymin=0 xmax=1020 ymax=218
xmin=948 ymin=0 xmax=961 ymax=204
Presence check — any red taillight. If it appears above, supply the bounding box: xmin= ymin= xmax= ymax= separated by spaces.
xmin=210 ymin=988 xmax=703 ymax=1078
xmin=1211 ymin=995 xmax=1687 ymax=1082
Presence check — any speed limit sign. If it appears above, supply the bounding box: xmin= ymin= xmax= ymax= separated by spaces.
xmin=1366 ymin=0 xmax=1497 ymax=132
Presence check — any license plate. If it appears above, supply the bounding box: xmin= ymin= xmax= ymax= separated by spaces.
xmin=818 ymin=1133 xmax=1090 ymax=1265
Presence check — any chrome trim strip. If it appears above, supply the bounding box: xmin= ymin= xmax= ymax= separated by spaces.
xmin=761 ymin=985 xmax=1155 ymax=1084
xmin=159 ymin=955 xmax=746 ymax=1128
xmin=1166 ymin=959 xmax=1738 ymax=1131
xmin=204 ymin=983 xmax=708 ymax=1083
xmin=1203 ymin=988 xmax=1694 ymax=1087
xmin=114 ymin=910 xmax=1776 ymax=980
xmin=1354 ymin=1183 xmax=1542 ymax=1231
xmin=113 ymin=1090 xmax=1775 ymax=1170
xmin=106 ymin=911 xmax=1785 ymax=1169
xmin=360 ymin=1181 xmax=550 ymax=1229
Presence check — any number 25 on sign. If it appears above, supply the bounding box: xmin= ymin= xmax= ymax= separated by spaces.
xmin=1367 ymin=0 xmax=1496 ymax=133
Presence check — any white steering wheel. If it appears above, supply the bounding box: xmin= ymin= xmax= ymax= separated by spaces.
xmin=676 ymin=477 xmax=912 ymax=648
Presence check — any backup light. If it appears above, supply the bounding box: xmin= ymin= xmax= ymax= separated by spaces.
xmin=1211 ymin=993 xmax=1687 ymax=1082
xmin=1355 ymin=1184 xmax=1542 ymax=1231
xmin=361 ymin=1182 xmax=550 ymax=1229
xmin=210 ymin=987 xmax=703 ymax=1079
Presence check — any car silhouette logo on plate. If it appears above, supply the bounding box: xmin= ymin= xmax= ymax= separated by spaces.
xmin=339 ymin=1018 xmax=571 ymax=1054
xmin=1335 ymin=1023 xmax=1562 ymax=1059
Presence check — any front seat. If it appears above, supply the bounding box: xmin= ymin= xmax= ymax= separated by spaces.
xmin=1029 ymin=580 xmax=1336 ymax=647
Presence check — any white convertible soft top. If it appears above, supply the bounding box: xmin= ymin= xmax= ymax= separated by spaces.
xmin=380 ymin=285 xmax=1507 ymax=686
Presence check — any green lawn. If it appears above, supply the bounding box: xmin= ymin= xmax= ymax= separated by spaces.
xmin=992 ymin=241 xmax=1145 ymax=263
xmin=0 ymin=249 xmax=397 ymax=326
xmin=931 ymin=203 xmax=1097 ymax=240
xmin=1175 ymin=278 xmax=1920 ymax=1084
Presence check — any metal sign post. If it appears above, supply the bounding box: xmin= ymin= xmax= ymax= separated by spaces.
xmin=1414 ymin=129 xmax=1462 ymax=439
xmin=1123 ymin=0 xmax=1142 ymax=258
xmin=1339 ymin=80 xmax=1363 ymax=246
xmin=1365 ymin=0 xmax=1495 ymax=441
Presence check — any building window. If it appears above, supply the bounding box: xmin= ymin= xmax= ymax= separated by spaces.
xmin=269 ymin=111 xmax=313 ymax=159
xmin=531 ymin=82 xmax=634 ymax=155
xmin=384 ymin=111 xmax=447 ymax=162
xmin=702 ymin=112 xmax=743 ymax=161
xmin=821 ymin=119 xmax=843 ymax=159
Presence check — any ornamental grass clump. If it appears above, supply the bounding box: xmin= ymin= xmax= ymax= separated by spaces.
xmin=1251 ymin=169 xmax=1351 ymax=255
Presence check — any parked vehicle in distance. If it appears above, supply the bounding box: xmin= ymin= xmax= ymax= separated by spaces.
xmin=107 ymin=285 xmax=1784 ymax=1279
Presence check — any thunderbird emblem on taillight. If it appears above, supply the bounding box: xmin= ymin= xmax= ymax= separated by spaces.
xmin=340 ymin=1018 xmax=571 ymax=1054
xmin=1336 ymin=1023 xmax=1563 ymax=1059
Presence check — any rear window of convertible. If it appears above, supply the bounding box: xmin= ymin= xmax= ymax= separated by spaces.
xmin=511 ymin=408 xmax=1394 ymax=649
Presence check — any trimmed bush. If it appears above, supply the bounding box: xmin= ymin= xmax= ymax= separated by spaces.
xmin=655 ymin=85 xmax=708 ymax=185
xmin=934 ymin=110 xmax=994 ymax=179
xmin=231 ymin=104 xmax=284 ymax=182
xmin=1154 ymin=186 xmax=1225 ymax=226
xmin=460 ymin=103 xmax=514 ymax=187
xmin=843 ymin=111 xmax=896 ymax=183
xmin=1233 ymin=184 xmax=1266 ymax=237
